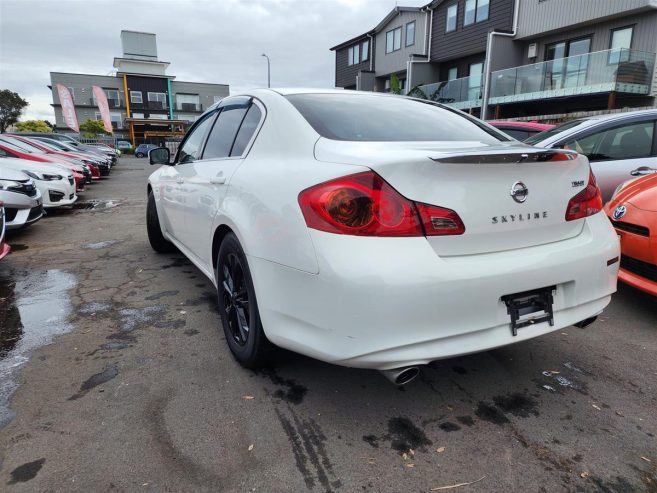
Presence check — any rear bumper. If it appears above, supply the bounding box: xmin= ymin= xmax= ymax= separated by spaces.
xmin=249 ymin=212 xmax=620 ymax=370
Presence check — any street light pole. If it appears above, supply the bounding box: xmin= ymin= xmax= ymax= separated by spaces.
xmin=261 ymin=54 xmax=271 ymax=88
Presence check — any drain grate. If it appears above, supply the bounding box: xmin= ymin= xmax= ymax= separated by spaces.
xmin=72 ymin=200 xmax=119 ymax=211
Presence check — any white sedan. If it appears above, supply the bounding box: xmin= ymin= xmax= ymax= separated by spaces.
xmin=0 ymin=157 xmax=77 ymax=208
xmin=147 ymin=89 xmax=620 ymax=384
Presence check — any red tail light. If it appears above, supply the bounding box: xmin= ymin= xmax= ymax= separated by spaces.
xmin=565 ymin=170 xmax=602 ymax=221
xmin=416 ymin=203 xmax=465 ymax=236
xmin=298 ymin=171 xmax=465 ymax=237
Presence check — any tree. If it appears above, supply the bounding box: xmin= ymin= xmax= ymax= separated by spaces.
xmin=15 ymin=120 xmax=53 ymax=133
xmin=390 ymin=73 xmax=402 ymax=95
xmin=79 ymin=119 xmax=110 ymax=138
xmin=0 ymin=89 xmax=28 ymax=133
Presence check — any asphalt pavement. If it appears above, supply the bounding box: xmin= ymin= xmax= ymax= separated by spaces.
xmin=0 ymin=157 xmax=655 ymax=492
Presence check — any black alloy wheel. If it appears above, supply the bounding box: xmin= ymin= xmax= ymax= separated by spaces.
xmin=216 ymin=233 xmax=272 ymax=367
xmin=221 ymin=252 xmax=250 ymax=346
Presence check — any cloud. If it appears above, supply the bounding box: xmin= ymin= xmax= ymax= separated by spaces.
xmin=0 ymin=0 xmax=425 ymax=121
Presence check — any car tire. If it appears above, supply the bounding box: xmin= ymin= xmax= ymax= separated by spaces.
xmin=135 ymin=152 xmax=144 ymax=158
xmin=216 ymin=233 xmax=273 ymax=368
xmin=146 ymin=192 xmax=176 ymax=253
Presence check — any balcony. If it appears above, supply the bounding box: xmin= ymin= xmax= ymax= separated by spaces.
xmin=489 ymin=48 xmax=655 ymax=105
xmin=175 ymin=102 xmax=201 ymax=112
xmin=414 ymin=75 xmax=483 ymax=110
xmin=147 ymin=100 xmax=168 ymax=110
xmin=90 ymin=98 xmax=122 ymax=108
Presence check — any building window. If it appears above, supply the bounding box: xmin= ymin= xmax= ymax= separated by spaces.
xmin=130 ymin=91 xmax=143 ymax=104
xmin=94 ymin=89 xmax=120 ymax=108
xmin=464 ymin=0 xmax=489 ymax=26
xmin=609 ymin=26 xmax=634 ymax=64
xmin=147 ymin=92 xmax=167 ymax=109
xmin=362 ymin=40 xmax=369 ymax=62
xmin=545 ymin=37 xmax=591 ymax=89
xmin=446 ymin=4 xmax=457 ymax=32
xmin=406 ymin=21 xmax=415 ymax=47
xmin=386 ymin=27 xmax=402 ymax=54
xmin=448 ymin=67 xmax=458 ymax=80
xmin=176 ymin=94 xmax=200 ymax=111
xmin=468 ymin=62 xmax=483 ymax=100
xmin=95 ymin=112 xmax=123 ymax=129
xmin=354 ymin=44 xmax=360 ymax=64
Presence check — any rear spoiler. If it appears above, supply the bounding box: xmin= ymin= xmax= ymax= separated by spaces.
xmin=430 ymin=149 xmax=578 ymax=164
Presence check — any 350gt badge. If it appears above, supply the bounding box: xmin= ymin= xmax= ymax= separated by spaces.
xmin=613 ymin=205 xmax=627 ymax=220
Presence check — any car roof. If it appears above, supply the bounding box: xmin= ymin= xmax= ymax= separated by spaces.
xmin=582 ymin=108 xmax=657 ymax=122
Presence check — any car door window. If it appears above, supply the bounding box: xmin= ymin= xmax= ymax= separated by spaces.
xmin=177 ymin=112 xmax=216 ymax=164
xmin=203 ymin=103 xmax=250 ymax=159
xmin=563 ymin=121 xmax=654 ymax=161
xmin=230 ymin=104 xmax=262 ymax=157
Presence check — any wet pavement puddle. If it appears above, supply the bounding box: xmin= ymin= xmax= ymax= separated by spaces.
xmin=0 ymin=268 xmax=76 ymax=427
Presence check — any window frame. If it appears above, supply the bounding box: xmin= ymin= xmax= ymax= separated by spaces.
xmin=406 ymin=21 xmax=416 ymax=47
xmin=198 ymin=97 xmax=266 ymax=161
xmin=386 ymin=27 xmax=402 ymax=54
xmin=347 ymin=46 xmax=354 ymax=66
xmin=609 ymin=25 xmax=635 ymax=64
xmin=353 ymin=43 xmax=360 ymax=65
xmin=147 ymin=91 xmax=168 ymax=109
xmin=554 ymin=117 xmax=657 ymax=161
xmin=173 ymin=110 xmax=219 ymax=164
xmin=130 ymin=91 xmax=143 ymax=104
xmin=362 ymin=39 xmax=370 ymax=62
xmin=446 ymin=4 xmax=458 ymax=33
xmin=464 ymin=0 xmax=489 ymax=26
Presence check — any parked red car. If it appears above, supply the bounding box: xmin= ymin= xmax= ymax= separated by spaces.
xmin=6 ymin=135 xmax=101 ymax=180
xmin=0 ymin=141 xmax=86 ymax=192
xmin=488 ymin=121 xmax=556 ymax=141
xmin=0 ymin=200 xmax=10 ymax=260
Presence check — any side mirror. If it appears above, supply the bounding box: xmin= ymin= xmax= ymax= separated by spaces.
xmin=630 ymin=166 xmax=656 ymax=176
xmin=149 ymin=147 xmax=171 ymax=166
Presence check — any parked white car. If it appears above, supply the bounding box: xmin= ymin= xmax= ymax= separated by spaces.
xmin=526 ymin=109 xmax=657 ymax=202
xmin=146 ymin=89 xmax=620 ymax=384
xmin=0 ymin=158 xmax=76 ymax=208
xmin=0 ymin=167 xmax=43 ymax=230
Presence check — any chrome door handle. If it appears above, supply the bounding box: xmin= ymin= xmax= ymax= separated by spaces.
xmin=210 ymin=176 xmax=226 ymax=185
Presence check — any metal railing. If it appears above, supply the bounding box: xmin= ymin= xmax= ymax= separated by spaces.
xmin=489 ymin=48 xmax=655 ymax=104
xmin=175 ymin=102 xmax=201 ymax=111
xmin=415 ymin=75 xmax=483 ymax=109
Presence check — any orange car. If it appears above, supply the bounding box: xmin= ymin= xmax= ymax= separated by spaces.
xmin=605 ymin=171 xmax=657 ymax=296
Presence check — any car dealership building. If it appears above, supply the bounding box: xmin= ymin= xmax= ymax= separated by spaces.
xmin=49 ymin=30 xmax=229 ymax=145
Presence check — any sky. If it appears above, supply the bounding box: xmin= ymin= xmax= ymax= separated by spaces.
xmin=0 ymin=0 xmax=426 ymax=122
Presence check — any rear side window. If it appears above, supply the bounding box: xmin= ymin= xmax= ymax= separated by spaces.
xmin=203 ymin=105 xmax=249 ymax=159
xmin=524 ymin=119 xmax=586 ymax=145
xmin=230 ymin=104 xmax=262 ymax=157
xmin=286 ymin=93 xmax=506 ymax=143
xmin=563 ymin=121 xmax=655 ymax=161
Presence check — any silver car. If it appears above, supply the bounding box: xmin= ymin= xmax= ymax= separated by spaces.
xmin=0 ymin=168 xmax=43 ymax=230
xmin=526 ymin=109 xmax=657 ymax=202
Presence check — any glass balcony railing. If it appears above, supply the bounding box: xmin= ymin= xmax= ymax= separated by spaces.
xmin=489 ymin=48 xmax=655 ymax=104
xmin=414 ymin=75 xmax=483 ymax=109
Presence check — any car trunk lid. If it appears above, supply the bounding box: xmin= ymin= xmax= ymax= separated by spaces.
xmin=314 ymin=139 xmax=588 ymax=256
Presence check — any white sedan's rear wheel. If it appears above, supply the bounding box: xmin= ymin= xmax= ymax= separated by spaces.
xmin=216 ymin=233 xmax=272 ymax=368
xmin=146 ymin=192 xmax=176 ymax=253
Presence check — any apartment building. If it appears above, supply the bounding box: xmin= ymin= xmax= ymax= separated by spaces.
xmin=50 ymin=31 xmax=229 ymax=144
xmin=330 ymin=6 xmax=439 ymax=94
xmin=331 ymin=0 xmax=657 ymax=120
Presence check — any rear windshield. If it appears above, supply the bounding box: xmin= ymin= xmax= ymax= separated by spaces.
xmin=524 ymin=120 xmax=586 ymax=145
xmin=286 ymin=93 xmax=507 ymax=143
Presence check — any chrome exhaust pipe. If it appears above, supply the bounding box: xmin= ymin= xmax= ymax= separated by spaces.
xmin=380 ymin=366 xmax=420 ymax=386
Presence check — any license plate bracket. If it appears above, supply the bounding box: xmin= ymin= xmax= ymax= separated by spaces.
xmin=502 ymin=285 xmax=556 ymax=336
